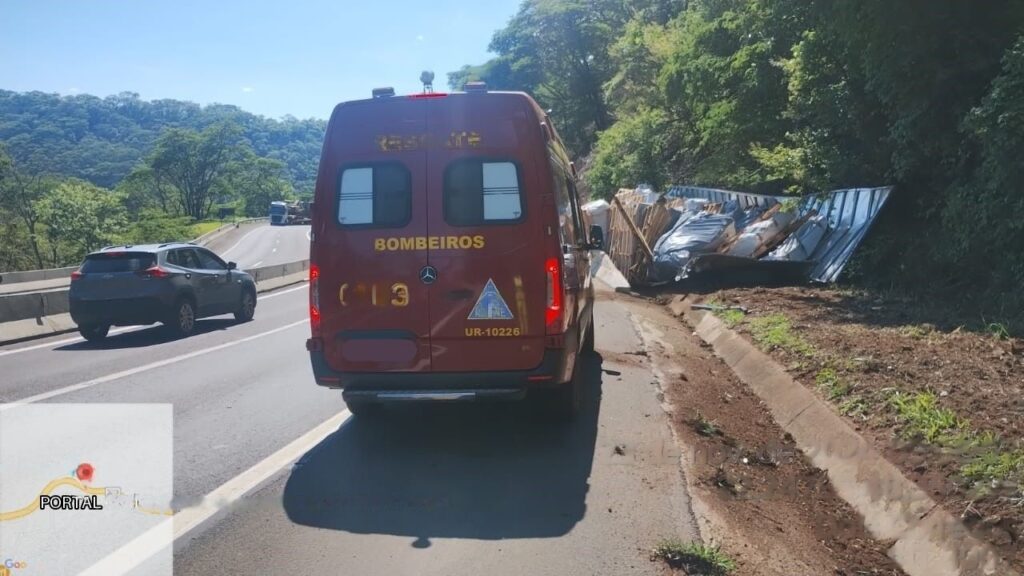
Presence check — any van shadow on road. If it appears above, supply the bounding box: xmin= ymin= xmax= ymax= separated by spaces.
xmin=282 ymin=353 xmax=605 ymax=546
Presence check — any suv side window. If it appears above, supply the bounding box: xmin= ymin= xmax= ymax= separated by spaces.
xmin=444 ymin=159 xmax=523 ymax=226
xmin=172 ymin=249 xmax=201 ymax=270
xmin=195 ymin=249 xmax=227 ymax=270
xmin=337 ymin=163 xmax=411 ymax=227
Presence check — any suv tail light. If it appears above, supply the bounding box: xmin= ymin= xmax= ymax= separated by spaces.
xmin=71 ymin=270 xmax=83 ymax=281
xmin=545 ymin=257 xmax=564 ymax=333
xmin=139 ymin=266 xmax=171 ymax=278
xmin=309 ymin=263 xmax=321 ymax=335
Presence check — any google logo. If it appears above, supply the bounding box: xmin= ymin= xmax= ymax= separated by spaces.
xmin=4 ymin=558 xmax=28 ymax=569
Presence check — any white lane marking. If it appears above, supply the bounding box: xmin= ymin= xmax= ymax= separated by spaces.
xmin=0 ymin=326 xmax=140 ymax=358
xmin=0 ymin=320 xmax=307 ymax=408
xmin=220 ymin=225 xmax=266 ymax=258
xmin=251 ymin=260 xmax=263 ymax=268
xmin=272 ymin=248 xmax=277 ymax=253
xmin=0 ymin=284 xmax=308 ymax=358
xmin=80 ymin=409 xmax=352 ymax=576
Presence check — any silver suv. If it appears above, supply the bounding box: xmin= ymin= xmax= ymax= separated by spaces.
xmin=69 ymin=243 xmax=257 ymax=341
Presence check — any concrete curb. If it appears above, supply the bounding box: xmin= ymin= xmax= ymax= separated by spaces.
xmin=671 ymin=296 xmax=1019 ymax=576
xmin=0 ymin=269 xmax=309 ymax=346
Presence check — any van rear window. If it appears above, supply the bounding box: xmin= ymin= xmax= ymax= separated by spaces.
xmin=337 ymin=163 xmax=411 ymax=227
xmin=81 ymin=252 xmax=155 ymax=273
xmin=444 ymin=160 xmax=523 ymax=226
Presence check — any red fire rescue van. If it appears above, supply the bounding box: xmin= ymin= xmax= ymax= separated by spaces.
xmin=305 ymin=83 xmax=603 ymax=418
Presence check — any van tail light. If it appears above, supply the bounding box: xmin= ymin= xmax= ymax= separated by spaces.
xmin=139 ymin=266 xmax=171 ymax=278
xmin=71 ymin=270 xmax=83 ymax=281
xmin=309 ymin=263 xmax=321 ymax=335
xmin=545 ymin=257 xmax=564 ymax=333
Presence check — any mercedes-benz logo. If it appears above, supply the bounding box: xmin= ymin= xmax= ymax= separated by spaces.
xmin=419 ymin=265 xmax=438 ymax=285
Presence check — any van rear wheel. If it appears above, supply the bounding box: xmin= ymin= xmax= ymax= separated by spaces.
xmin=553 ymin=363 xmax=583 ymax=420
xmin=582 ymin=310 xmax=595 ymax=354
xmin=345 ymin=399 xmax=381 ymax=417
xmin=79 ymin=324 xmax=110 ymax=342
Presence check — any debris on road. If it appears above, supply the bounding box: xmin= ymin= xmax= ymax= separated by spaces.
xmin=584 ymin=185 xmax=892 ymax=287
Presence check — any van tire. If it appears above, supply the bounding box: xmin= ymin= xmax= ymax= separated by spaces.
xmin=554 ymin=363 xmax=583 ymax=420
xmin=164 ymin=297 xmax=196 ymax=338
xmin=234 ymin=288 xmax=256 ymax=322
xmin=582 ymin=310 xmax=595 ymax=354
xmin=79 ymin=324 xmax=110 ymax=342
xmin=346 ymin=400 xmax=381 ymax=418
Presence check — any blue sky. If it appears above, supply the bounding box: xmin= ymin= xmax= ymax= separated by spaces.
xmin=0 ymin=0 xmax=521 ymax=120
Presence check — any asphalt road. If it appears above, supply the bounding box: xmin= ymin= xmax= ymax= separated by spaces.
xmin=215 ymin=224 xmax=311 ymax=270
xmin=0 ymin=279 xmax=697 ymax=574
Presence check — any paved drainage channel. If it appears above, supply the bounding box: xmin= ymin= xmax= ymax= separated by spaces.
xmin=619 ymin=294 xmax=912 ymax=576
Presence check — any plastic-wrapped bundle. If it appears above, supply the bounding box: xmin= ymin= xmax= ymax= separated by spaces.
xmin=651 ymin=213 xmax=737 ymax=282
xmin=727 ymin=210 xmax=797 ymax=258
xmin=766 ymin=214 xmax=828 ymax=261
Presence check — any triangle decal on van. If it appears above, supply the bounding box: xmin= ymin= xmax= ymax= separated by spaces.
xmin=467 ymin=279 xmax=514 ymax=320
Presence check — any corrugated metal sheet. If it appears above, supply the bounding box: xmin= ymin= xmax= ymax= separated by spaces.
xmin=663 ymin=186 xmax=893 ymax=283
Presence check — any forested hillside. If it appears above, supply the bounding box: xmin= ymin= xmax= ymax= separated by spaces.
xmin=450 ymin=0 xmax=1024 ymax=321
xmin=0 ymin=90 xmax=325 ymax=193
xmin=0 ymin=91 xmax=325 ymax=272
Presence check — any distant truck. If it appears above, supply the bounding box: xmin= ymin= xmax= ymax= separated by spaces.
xmin=269 ymin=200 xmax=311 ymax=226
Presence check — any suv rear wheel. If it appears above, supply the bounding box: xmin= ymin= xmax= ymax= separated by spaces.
xmin=234 ymin=289 xmax=256 ymax=322
xmin=79 ymin=324 xmax=110 ymax=342
xmin=165 ymin=297 xmax=196 ymax=338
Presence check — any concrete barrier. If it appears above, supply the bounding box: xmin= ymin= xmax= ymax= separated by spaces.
xmin=0 ymin=266 xmax=77 ymax=285
xmin=0 ymin=258 xmax=309 ymax=345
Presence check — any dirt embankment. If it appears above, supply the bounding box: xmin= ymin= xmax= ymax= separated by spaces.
xmin=615 ymin=293 xmax=906 ymax=576
xmin=683 ymin=285 xmax=1023 ymax=571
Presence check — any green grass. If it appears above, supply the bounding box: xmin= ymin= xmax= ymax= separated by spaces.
xmin=749 ymin=314 xmax=814 ymax=357
xmin=693 ymin=413 xmax=722 ymax=437
xmin=888 ymin=391 xmax=969 ymax=445
xmin=986 ymin=322 xmax=1011 ymax=340
xmin=651 ymin=539 xmax=736 ymax=575
xmin=961 ymin=449 xmax=1024 ymax=484
xmin=899 ymin=324 xmax=934 ymax=340
xmin=705 ymin=299 xmax=746 ymax=327
xmin=838 ymin=395 xmax=869 ymax=418
xmin=190 ymin=220 xmax=226 ymax=237
xmin=814 ymin=367 xmax=852 ymax=400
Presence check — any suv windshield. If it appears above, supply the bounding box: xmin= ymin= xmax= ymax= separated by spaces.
xmin=80 ymin=252 xmax=155 ymax=273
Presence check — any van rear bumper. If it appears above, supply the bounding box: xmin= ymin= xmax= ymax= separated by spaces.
xmin=308 ymin=345 xmax=575 ymax=403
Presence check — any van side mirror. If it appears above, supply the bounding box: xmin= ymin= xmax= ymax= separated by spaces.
xmin=588 ymin=225 xmax=604 ymax=251
xmin=227 ymin=261 xmax=237 ymax=270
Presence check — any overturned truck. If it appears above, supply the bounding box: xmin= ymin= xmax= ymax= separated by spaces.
xmin=585 ymin=185 xmax=892 ymax=287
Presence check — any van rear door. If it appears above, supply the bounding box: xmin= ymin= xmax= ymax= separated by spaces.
xmin=424 ymin=94 xmax=547 ymax=372
xmin=317 ymin=98 xmax=432 ymax=373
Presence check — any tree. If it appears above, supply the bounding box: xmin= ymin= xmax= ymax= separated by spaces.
xmin=0 ymin=147 xmax=50 ymax=268
xmin=225 ymin=152 xmax=295 ymax=217
xmin=34 ymin=180 xmax=126 ymax=266
xmin=147 ymin=123 xmax=244 ymax=220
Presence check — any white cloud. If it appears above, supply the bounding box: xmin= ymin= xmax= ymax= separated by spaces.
xmin=67 ymin=87 xmax=81 ymax=94
xmin=416 ymin=35 xmax=424 ymax=41
xmin=241 ymin=86 xmax=254 ymax=93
